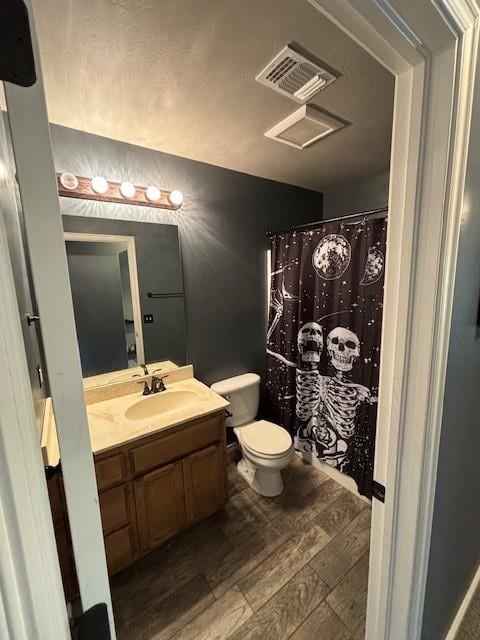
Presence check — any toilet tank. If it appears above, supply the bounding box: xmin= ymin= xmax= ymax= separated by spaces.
xmin=211 ymin=373 xmax=260 ymax=427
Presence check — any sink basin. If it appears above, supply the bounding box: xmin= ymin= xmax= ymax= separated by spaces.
xmin=125 ymin=390 xmax=200 ymax=421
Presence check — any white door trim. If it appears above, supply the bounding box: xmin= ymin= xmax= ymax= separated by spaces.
xmin=310 ymin=1 xmax=479 ymax=638
xmin=4 ymin=0 xmax=115 ymax=636
xmin=64 ymin=231 xmax=145 ymax=367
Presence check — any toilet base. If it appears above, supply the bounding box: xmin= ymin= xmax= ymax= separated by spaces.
xmin=237 ymin=456 xmax=285 ymax=497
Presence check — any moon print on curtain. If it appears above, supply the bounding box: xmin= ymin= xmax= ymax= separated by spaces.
xmin=265 ymin=215 xmax=387 ymax=498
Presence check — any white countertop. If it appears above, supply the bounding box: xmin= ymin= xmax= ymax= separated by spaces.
xmin=42 ymin=376 xmax=229 ymax=466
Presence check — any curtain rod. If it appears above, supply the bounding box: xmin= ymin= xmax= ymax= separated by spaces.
xmin=267 ymin=206 xmax=388 ymax=237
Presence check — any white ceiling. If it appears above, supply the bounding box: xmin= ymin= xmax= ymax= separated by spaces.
xmin=34 ymin=0 xmax=394 ymax=191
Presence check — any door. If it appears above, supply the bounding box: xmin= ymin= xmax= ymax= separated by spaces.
xmin=2 ymin=0 xmax=114 ymax=636
xmin=183 ymin=443 xmax=227 ymax=523
xmin=134 ymin=461 xmax=186 ymax=551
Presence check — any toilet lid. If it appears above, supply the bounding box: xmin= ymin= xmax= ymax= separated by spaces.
xmin=240 ymin=420 xmax=292 ymax=457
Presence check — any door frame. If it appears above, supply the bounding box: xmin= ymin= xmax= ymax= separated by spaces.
xmin=1 ymin=1 xmax=479 ymax=639
xmin=64 ymin=231 xmax=146 ymax=368
xmin=309 ymin=1 xmax=480 ymax=637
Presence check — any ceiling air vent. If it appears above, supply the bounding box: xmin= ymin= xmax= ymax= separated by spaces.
xmin=265 ymin=105 xmax=345 ymax=150
xmin=256 ymin=45 xmax=337 ymax=103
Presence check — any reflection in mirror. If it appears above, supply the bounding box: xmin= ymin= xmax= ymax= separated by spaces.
xmin=65 ymin=233 xmax=144 ymax=377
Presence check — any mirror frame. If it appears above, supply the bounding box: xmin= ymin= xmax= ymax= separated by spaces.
xmin=64 ymin=231 xmax=145 ymax=368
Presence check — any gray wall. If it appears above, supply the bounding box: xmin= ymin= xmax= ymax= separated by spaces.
xmin=323 ymin=171 xmax=389 ymax=219
xmin=421 ymin=57 xmax=480 ymax=639
xmin=52 ymin=125 xmax=323 ymax=385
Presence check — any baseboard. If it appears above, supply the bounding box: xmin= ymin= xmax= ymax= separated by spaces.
xmin=445 ymin=562 xmax=480 ymax=640
xmin=296 ymin=450 xmax=371 ymax=505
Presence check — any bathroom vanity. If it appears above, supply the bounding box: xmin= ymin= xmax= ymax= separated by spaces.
xmin=95 ymin=408 xmax=227 ymax=572
xmin=43 ymin=367 xmax=229 ymax=601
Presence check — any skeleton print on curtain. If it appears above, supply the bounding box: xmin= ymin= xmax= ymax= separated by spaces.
xmin=265 ymin=215 xmax=387 ymax=498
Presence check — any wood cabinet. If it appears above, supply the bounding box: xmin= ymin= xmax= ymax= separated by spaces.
xmin=99 ymin=484 xmax=131 ymax=535
xmin=48 ymin=410 xmax=227 ymax=599
xmin=104 ymin=525 xmax=137 ymax=574
xmin=95 ymin=453 xmax=125 ymax=491
xmin=135 ymin=461 xmax=186 ymax=551
xmin=183 ymin=443 xmax=227 ymax=523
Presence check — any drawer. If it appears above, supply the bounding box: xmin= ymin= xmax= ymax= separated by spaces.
xmin=95 ymin=453 xmax=125 ymax=491
xmin=130 ymin=412 xmax=224 ymax=475
xmin=99 ymin=484 xmax=130 ymax=535
xmin=104 ymin=525 xmax=136 ymax=575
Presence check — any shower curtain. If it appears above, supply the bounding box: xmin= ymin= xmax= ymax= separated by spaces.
xmin=265 ymin=215 xmax=387 ymax=498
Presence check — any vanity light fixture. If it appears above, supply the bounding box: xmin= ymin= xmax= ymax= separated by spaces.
xmin=91 ymin=176 xmax=109 ymax=194
xmin=120 ymin=181 xmax=136 ymax=199
xmin=56 ymin=173 xmax=183 ymax=211
xmin=145 ymin=185 xmax=161 ymax=202
xmin=168 ymin=190 xmax=184 ymax=207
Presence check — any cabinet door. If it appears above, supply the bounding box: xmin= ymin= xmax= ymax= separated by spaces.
xmin=183 ymin=443 xmax=227 ymax=524
xmin=134 ymin=461 xmax=186 ymax=551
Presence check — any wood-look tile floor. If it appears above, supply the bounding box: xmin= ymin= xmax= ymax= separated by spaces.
xmin=457 ymin=584 xmax=480 ymax=640
xmin=111 ymin=453 xmax=371 ymax=640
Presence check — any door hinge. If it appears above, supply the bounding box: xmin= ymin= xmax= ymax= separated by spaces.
xmin=0 ymin=1 xmax=36 ymax=87
xmin=372 ymin=480 xmax=386 ymax=503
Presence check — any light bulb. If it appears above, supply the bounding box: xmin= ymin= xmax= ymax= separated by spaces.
xmin=145 ymin=185 xmax=161 ymax=202
xmin=59 ymin=172 xmax=79 ymax=190
xmin=91 ymin=176 xmax=109 ymax=194
xmin=120 ymin=181 xmax=136 ymax=199
xmin=168 ymin=190 xmax=183 ymax=207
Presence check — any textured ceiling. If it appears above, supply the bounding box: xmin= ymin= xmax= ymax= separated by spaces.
xmin=34 ymin=0 xmax=394 ymax=191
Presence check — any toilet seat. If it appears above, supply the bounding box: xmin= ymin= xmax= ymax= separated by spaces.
xmin=237 ymin=420 xmax=292 ymax=458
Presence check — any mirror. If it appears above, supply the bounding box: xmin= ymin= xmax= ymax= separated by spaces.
xmin=63 ymin=219 xmax=187 ymax=383
xmin=65 ymin=233 xmax=144 ymax=376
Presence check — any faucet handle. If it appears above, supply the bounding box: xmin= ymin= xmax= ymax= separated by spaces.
xmin=137 ymin=381 xmax=151 ymax=395
xmin=150 ymin=371 xmax=168 ymax=393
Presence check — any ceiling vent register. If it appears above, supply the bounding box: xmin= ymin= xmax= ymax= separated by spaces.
xmin=256 ymin=45 xmax=337 ymax=103
xmin=265 ymin=105 xmax=345 ymax=150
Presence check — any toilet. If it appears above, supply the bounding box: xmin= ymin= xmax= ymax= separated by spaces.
xmin=211 ymin=373 xmax=294 ymax=497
